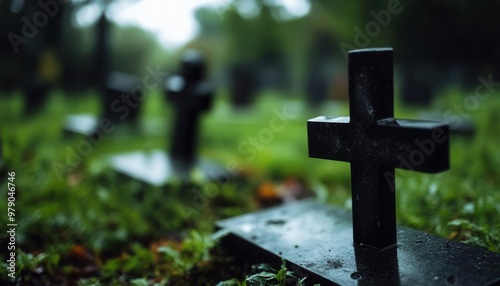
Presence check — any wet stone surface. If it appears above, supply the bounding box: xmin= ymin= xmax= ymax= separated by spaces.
xmin=217 ymin=200 xmax=500 ymax=285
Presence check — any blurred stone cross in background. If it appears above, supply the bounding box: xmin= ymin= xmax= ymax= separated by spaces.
xmin=165 ymin=50 xmax=214 ymax=178
xmin=108 ymin=50 xmax=222 ymax=185
xmin=307 ymin=48 xmax=449 ymax=249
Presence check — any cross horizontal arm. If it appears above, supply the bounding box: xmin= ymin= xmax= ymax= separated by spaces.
xmin=376 ymin=119 xmax=450 ymax=173
xmin=308 ymin=116 xmax=353 ymax=162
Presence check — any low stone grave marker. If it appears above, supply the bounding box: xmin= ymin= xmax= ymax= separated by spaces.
xmin=64 ymin=72 xmax=143 ymax=137
xmin=217 ymin=48 xmax=500 ymax=285
xmin=229 ymin=63 xmax=258 ymax=108
xmin=24 ymin=79 xmax=49 ymax=116
xmin=102 ymin=72 xmax=143 ymax=127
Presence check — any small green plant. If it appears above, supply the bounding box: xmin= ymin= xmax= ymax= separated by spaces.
xmin=130 ymin=278 xmax=149 ymax=286
xmin=78 ymin=278 xmax=102 ymax=286
xmin=17 ymin=248 xmax=61 ymax=280
xmin=157 ymin=230 xmax=215 ymax=276
xmin=219 ymin=259 xmax=311 ymax=286
xmin=447 ymin=219 xmax=500 ymax=252
xmin=101 ymin=244 xmax=155 ymax=278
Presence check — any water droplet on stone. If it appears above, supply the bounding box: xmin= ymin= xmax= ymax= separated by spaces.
xmin=351 ymin=272 xmax=361 ymax=279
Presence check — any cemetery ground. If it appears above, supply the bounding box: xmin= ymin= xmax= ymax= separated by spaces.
xmin=1 ymin=88 xmax=499 ymax=285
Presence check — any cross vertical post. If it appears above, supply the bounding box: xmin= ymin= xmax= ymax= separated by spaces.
xmin=349 ymin=49 xmax=396 ymax=249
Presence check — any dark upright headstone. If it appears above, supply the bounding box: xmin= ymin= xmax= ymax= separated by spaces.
xmin=23 ymin=79 xmax=49 ymax=115
xmin=217 ymin=48 xmax=500 ymax=285
xmin=15 ymin=0 xmax=64 ymax=116
xmin=305 ymin=30 xmax=336 ymax=107
xmin=0 ymin=138 xmax=3 ymax=167
xmin=305 ymin=65 xmax=330 ymax=108
xmin=94 ymin=10 xmax=109 ymax=92
xmin=256 ymin=53 xmax=290 ymax=91
xmin=103 ymin=72 xmax=143 ymax=126
xmin=64 ymin=72 xmax=143 ymax=137
xmin=65 ymin=5 xmax=120 ymax=137
xmin=401 ymin=65 xmax=435 ymax=106
xmin=229 ymin=64 xmax=258 ymax=108
xmin=401 ymin=65 xmax=476 ymax=135
xmin=166 ymin=50 xmax=214 ymax=177
xmin=395 ymin=1 xmax=500 ymax=106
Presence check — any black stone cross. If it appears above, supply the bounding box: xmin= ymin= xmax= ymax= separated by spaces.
xmin=307 ymin=48 xmax=450 ymax=250
xmin=165 ymin=50 xmax=214 ymax=175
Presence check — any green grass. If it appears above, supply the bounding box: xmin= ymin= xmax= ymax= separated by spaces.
xmin=0 ymin=87 xmax=499 ymax=284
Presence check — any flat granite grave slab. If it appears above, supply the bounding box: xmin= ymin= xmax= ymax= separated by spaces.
xmin=64 ymin=114 xmax=99 ymax=137
xmin=108 ymin=150 xmax=226 ymax=186
xmin=217 ymin=200 xmax=500 ymax=286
